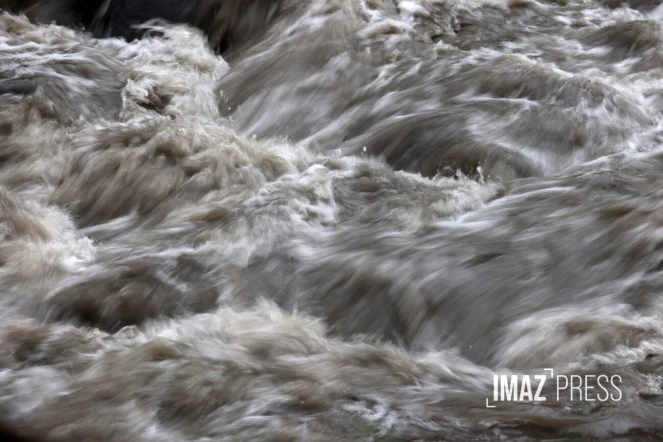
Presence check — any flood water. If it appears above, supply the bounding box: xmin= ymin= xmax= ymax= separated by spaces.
xmin=1 ymin=0 xmax=663 ymax=440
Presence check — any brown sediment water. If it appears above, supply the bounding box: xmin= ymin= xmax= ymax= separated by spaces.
xmin=1 ymin=1 xmax=663 ymax=440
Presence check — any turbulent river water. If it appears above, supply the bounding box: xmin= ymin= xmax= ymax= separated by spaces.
xmin=2 ymin=0 xmax=663 ymax=440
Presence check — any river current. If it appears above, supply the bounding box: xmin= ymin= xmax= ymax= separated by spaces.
xmin=1 ymin=0 xmax=663 ymax=440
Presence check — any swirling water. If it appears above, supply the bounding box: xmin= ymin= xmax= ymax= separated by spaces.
xmin=2 ymin=0 xmax=663 ymax=440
